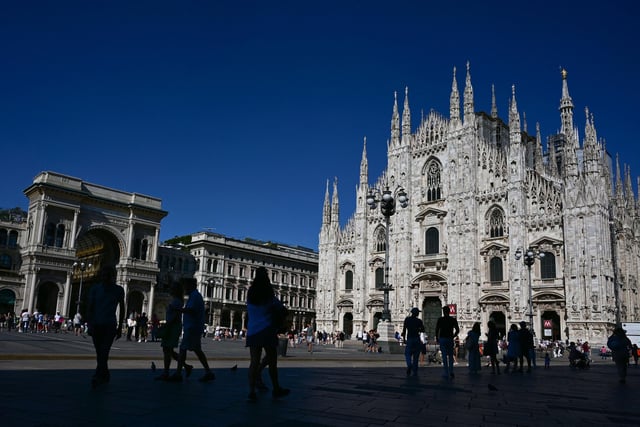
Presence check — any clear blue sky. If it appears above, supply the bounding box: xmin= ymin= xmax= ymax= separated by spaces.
xmin=1 ymin=1 xmax=638 ymax=250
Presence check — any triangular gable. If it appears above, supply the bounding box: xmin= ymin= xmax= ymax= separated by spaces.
xmin=479 ymin=241 xmax=510 ymax=255
xmin=530 ymin=236 xmax=563 ymax=247
xmin=415 ymin=207 xmax=447 ymax=222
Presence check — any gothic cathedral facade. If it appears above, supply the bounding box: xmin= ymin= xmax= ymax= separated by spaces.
xmin=318 ymin=64 xmax=639 ymax=345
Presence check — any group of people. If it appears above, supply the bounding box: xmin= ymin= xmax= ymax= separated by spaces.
xmin=83 ymin=264 xmax=289 ymax=401
xmin=400 ymin=305 xmax=638 ymax=385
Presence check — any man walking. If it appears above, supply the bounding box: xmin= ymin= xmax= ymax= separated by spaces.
xmin=402 ymin=307 xmax=425 ymax=376
xmin=86 ymin=265 xmax=125 ymax=388
xmin=519 ymin=321 xmax=534 ymax=373
xmin=169 ymin=277 xmax=215 ymax=382
xmin=435 ymin=305 xmax=459 ymax=379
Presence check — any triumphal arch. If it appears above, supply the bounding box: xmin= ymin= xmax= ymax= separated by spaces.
xmin=19 ymin=171 xmax=167 ymax=319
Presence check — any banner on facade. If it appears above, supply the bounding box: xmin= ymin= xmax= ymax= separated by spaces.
xmin=448 ymin=304 xmax=457 ymax=316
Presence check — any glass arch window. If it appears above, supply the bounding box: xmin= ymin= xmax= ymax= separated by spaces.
xmin=425 ymin=227 xmax=439 ymax=254
xmin=425 ymin=161 xmax=442 ymax=201
xmin=489 ymin=208 xmax=505 ymax=238
xmin=540 ymin=252 xmax=556 ymax=279
xmin=489 ymin=257 xmax=503 ymax=282
xmin=375 ymin=228 xmax=386 ymax=252
xmin=375 ymin=267 xmax=384 ymax=289
xmin=345 ymin=270 xmax=353 ymax=291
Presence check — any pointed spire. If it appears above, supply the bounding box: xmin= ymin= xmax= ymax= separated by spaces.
xmin=615 ymin=154 xmax=624 ymax=201
xmin=535 ymin=122 xmax=544 ymax=172
xmin=391 ymin=91 xmax=400 ymax=146
xmin=559 ymin=68 xmax=574 ymax=137
xmin=331 ymin=177 xmax=340 ymax=226
xmin=491 ymin=84 xmax=498 ymax=118
xmin=625 ymin=164 xmax=634 ymax=206
xmin=523 ymin=112 xmax=528 ymax=133
xmin=402 ymin=86 xmax=411 ymax=143
xmin=359 ymin=137 xmax=368 ymax=186
xmin=449 ymin=66 xmax=461 ymax=127
xmin=463 ymin=61 xmax=475 ymax=124
xmin=322 ymin=179 xmax=331 ymax=225
xmin=509 ymin=85 xmax=521 ymax=142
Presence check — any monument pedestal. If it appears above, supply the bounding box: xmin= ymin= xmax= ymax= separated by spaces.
xmin=376 ymin=320 xmax=403 ymax=354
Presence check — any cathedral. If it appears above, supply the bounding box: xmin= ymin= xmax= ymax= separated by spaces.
xmin=318 ymin=64 xmax=639 ymax=346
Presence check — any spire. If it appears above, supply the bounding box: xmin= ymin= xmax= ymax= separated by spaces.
xmin=402 ymin=86 xmax=411 ymax=143
xmin=463 ymin=61 xmax=475 ymax=124
xmin=331 ymin=177 xmax=340 ymax=226
xmin=509 ymin=85 xmax=521 ymax=142
xmin=625 ymin=165 xmax=634 ymax=208
xmin=534 ymin=122 xmax=544 ymax=172
xmin=449 ymin=66 xmax=461 ymax=127
xmin=359 ymin=137 xmax=368 ymax=186
xmin=491 ymin=84 xmax=498 ymax=118
xmin=583 ymin=107 xmax=599 ymax=173
xmin=322 ymin=179 xmax=331 ymax=225
xmin=615 ymin=154 xmax=623 ymax=202
xmin=391 ymin=91 xmax=400 ymax=146
xmin=559 ymin=68 xmax=574 ymax=137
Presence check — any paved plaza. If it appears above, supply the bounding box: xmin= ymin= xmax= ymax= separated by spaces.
xmin=0 ymin=331 xmax=638 ymax=426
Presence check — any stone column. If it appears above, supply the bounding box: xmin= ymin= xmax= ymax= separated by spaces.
xmin=62 ymin=271 xmax=72 ymax=317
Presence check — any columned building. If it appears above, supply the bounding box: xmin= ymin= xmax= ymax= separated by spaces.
xmin=188 ymin=232 xmax=318 ymax=334
xmin=16 ymin=171 xmax=167 ymax=319
xmin=318 ymin=65 xmax=640 ymax=345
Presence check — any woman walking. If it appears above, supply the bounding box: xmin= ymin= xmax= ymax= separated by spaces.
xmin=156 ymin=283 xmax=192 ymax=381
xmin=246 ymin=267 xmax=290 ymax=401
xmin=485 ymin=321 xmax=500 ymax=374
xmin=466 ymin=322 xmax=481 ymax=374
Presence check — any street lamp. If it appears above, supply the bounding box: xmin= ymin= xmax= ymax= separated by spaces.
xmin=366 ymin=186 xmax=409 ymax=322
xmin=73 ymin=261 xmax=92 ymax=315
xmin=206 ymin=278 xmax=215 ymax=326
xmin=514 ymin=247 xmax=545 ymax=328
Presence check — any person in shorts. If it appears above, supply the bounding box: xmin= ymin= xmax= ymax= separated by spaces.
xmin=168 ymin=278 xmax=215 ymax=382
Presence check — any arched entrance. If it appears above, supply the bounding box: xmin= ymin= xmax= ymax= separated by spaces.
xmin=0 ymin=289 xmax=16 ymax=314
xmin=489 ymin=311 xmax=507 ymax=338
xmin=541 ymin=311 xmax=561 ymax=341
xmin=422 ymin=297 xmax=442 ymax=341
xmin=373 ymin=312 xmax=382 ymax=331
xmin=343 ymin=312 xmax=353 ymax=338
xmin=36 ymin=282 xmax=59 ymax=315
xmin=73 ymin=228 xmax=122 ymax=316
xmin=127 ymin=291 xmax=144 ymax=316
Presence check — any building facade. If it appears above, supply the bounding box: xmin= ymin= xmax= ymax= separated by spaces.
xmin=7 ymin=171 xmax=168 ymax=320
xmin=318 ymin=65 xmax=639 ymax=345
xmin=0 ymin=172 xmax=318 ymax=329
xmin=187 ymin=232 xmax=318 ymax=333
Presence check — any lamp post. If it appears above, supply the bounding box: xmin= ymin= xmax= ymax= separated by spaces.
xmin=73 ymin=261 xmax=92 ymax=315
xmin=366 ymin=186 xmax=409 ymax=322
xmin=514 ymin=247 xmax=545 ymax=329
xmin=206 ymin=278 xmax=215 ymax=326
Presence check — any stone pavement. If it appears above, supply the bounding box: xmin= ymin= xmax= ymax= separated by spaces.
xmin=1 ymin=335 xmax=639 ymax=426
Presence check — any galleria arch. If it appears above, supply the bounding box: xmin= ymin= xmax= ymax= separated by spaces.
xmin=19 ymin=172 xmax=167 ymax=318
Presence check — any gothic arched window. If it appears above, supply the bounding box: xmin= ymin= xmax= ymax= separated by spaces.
xmin=375 ymin=267 xmax=384 ymax=289
xmin=489 ymin=257 xmax=503 ymax=282
xmin=489 ymin=208 xmax=505 ymax=238
xmin=375 ymin=228 xmax=386 ymax=252
xmin=425 ymin=227 xmax=439 ymax=254
xmin=540 ymin=252 xmax=556 ymax=279
xmin=345 ymin=270 xmax=353 ymax=291
xmin=426 ymin=161 xmax=442 ymax=202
